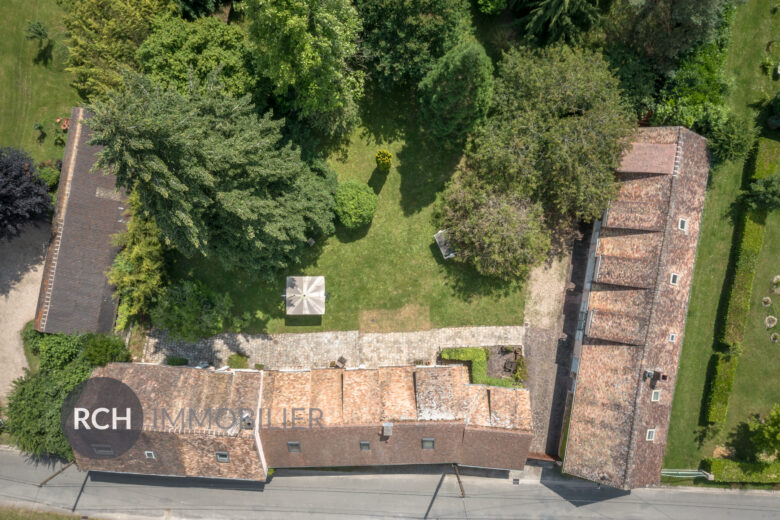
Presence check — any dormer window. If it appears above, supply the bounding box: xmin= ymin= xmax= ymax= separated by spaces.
xmin=215 ymin=451 xmax=229 ymax=463
xmin=646 ymin=429 xmax=656 ymax=441
xmin=678 ymin=218 xmax=688 ymax=231
xmin=670 ymin=273 xmax=680 ymax=285
xmin=651 ymin=390 xmax=661 ymax=402
xmin=669 ymin=333 xmax=677 ymax=342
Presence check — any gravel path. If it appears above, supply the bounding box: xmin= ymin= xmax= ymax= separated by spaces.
xmin=0 ymin=222 xmax=49 ymax=405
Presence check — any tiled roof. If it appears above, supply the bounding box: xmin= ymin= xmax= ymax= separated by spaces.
xmin=563 ymin=127 xmax=710 ymax=489
xmin=34 ymin=107 xmax=126 ymax=334
xmin=74 ymin=363 xmax=534 ymax=481
xmin=617 ymin=142 xmax=677 ymax=174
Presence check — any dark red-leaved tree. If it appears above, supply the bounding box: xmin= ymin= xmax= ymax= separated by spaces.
xmin=0 ymin=147 xmax=50 ymax=238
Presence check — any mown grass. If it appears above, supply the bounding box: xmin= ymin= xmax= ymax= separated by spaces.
xmin=664 ymin=0 xmax=780 ymax=469
xmin=172 ymin=88 xmax=526 ymax=334
xmin=0 ymin=0 xmax=80 ymax=163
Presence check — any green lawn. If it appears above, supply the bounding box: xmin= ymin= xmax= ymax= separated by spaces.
xmin=172 ymin=89 xmax=526 ymax=334
xmin=664 ymin=0 xmax=780 ymax=468
xmin=0 ymin=0 xmax=80 ymax=162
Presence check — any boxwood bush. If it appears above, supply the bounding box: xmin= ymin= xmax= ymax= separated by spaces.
xmin=704 ymin=458 xmax=780 ymax=483
xmin=334 ymin=181 xmax=378 ymax=229
xmin=227 ymin=353 xmax=249 ymax=369
xmin=440 ymin=347 xmax=518 ymax=388
xmin=705 ymin=353 xmax=738 ymax=425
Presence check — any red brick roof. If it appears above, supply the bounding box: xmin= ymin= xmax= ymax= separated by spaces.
xmin=563 ymin=127 xmax=710 ymax=489
xmin=75 ymin=363 xmax=534 ymax=481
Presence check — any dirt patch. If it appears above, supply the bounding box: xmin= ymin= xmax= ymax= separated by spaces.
xmin=524 ymin=255 xmax=570 ymax=330
xmin=712 ymin=445 xmax=732 ymax=458
xmin=359 ymin=304 xmax=431 ymax=332
xmin=485 ymin=344 xmax=524 ymax=382
xmin=0 ymin=221 xmax=49 ymax=406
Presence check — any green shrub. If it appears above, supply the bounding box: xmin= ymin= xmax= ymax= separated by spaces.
xmin=254 ymin=363 xmax=265 ymax=370
xmin=37 ymin=166 xmax=60 ymax=190
xmin=227 ymin=353 xmax=249 ymax=369
xmin=705 ymin=353 xmax=738 ymax=425
xmin=21 ymin=320 xmax=44 ymax=355
xmin=334 ymin=181 xmax=378 ymax=229
xmin=440 ymin=347 xmax=517 ymax=388
xmin=709 ymin=113 xmax=758 ymax=162
xmin=166 ymin=356 xmax=188 ymax=366
xmin=704 ymin=458 xmax=780 ymax=483
xmin=375 ymin=150 xmax=392 ymax=172
xmin=512 ymin=356 xmax=528 ymax=384
xmin=151 ymin=281 xmax=233 ymax=341
xmin=81 ymin=333 xmax=131 ymax=367
xmin=38 ymin=334 xmax=83 ymax=373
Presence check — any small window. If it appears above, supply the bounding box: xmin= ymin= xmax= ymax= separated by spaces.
xmin=669 ymin=333 xmax=677 ymax=342
xmin=646 ymin=429 xmax=656 ymax=441
xmin=651 ymin=390 xmax=661 ymax=402
xmin=422 ymin=438 xmax=435 ymax=450
xmin=670 ymin=273 xmax=680 ymax=285
xmin=287 ymin=441 xmax=301 ymax=453
xmin=91 ymin=444 xmax=114 ymax=456
xmin=144 ymin=451 xmax=156 ymax=460
xmin=678 ymin=218 xmax=688 ymax=231
xmin=215 ymin=451 xmax=230 ymax=463
xmin=359 ymin=441 xmax=370 ymax=451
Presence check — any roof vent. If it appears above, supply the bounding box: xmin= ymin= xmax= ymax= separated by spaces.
xmin=382 ymin=422 xmax=393 ymax=436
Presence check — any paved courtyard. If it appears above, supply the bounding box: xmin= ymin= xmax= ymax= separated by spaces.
xmin=0 ymin=222 xmax=49 ymax=405
xmin=143 ymin=325 xmax=526 ymax=369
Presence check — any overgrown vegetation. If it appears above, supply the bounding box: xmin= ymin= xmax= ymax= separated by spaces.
xmin=704 ymin=458 xmax=780 ymax=483
xmin=5 ymin=328 xmax=131 ymax=460
xmin=440 ymin=347 xmax=519 ymax=388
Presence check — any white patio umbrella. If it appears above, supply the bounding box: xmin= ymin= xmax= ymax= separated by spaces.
xmin=285 ymin=276 xmax=326 ymax=315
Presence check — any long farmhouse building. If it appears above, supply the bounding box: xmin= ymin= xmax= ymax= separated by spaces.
xmin=75 ymin=363 xmax=535 ymax=481
xmin=562 ymin=127 xmax=710 ymax=489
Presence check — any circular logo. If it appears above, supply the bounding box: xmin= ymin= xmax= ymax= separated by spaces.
xmin=61 ymin=377 xmax=143 ymax=459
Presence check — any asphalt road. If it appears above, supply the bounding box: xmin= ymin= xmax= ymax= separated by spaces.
xmin=1 ymin=448 xmax=779 ymax=519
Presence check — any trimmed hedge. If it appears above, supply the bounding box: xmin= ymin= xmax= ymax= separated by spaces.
xmin=440 ymin=347 xmax=517 ymax=388
xmin=722 ymin=215 xmax=765 ymax=350
xmin=704 ymin=458 xmax=780 ymax=483
xmin=721 ymin=138 xmax=777 ymax=351
xmin=705 ymin=352 xmax=738 ymax=425
xmin=166 ymin=356 xmax=188 ymax=366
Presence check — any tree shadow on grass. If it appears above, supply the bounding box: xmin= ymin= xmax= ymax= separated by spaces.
xmin=33 ymin=41 xmax=53 ymax=66
xmin=428 ymin=242 xmax=519 ymax=301
xmin=358 ymin=84 xmax=412 ymax=145
xmin=726 ymin=419 xmax=760 ymax=462
xmin=335 ymin=222 xmax=371 ymax=243
xmin=367 ymin=167 xmax=389 ymax=195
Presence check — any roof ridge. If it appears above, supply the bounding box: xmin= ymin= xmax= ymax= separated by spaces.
xmin=622 ymin=127 xmax=686 ymax=487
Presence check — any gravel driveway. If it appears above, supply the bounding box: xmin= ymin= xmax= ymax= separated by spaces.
xmin=0 ymin=222 xmax=49 ymax=405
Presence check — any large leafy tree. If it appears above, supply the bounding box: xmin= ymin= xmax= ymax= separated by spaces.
xmin=0 ymin=148 xmax=50 ymax=239
xmin=88 ymin=73 xmax=336 ymax=277
xmin=137 ymin=15 xmax=262 ymax=101
xmin=608 ymin=0 xmax=728 ymax=72
xmin=246 ymin=0 xmax=364 ymax=135
xmin=745 ymin=176 xmax=780 ymax=213
xmin=751 ymin=404 xmax=780 ymax=458
xmin=356 ymin=0 xmax=472 ymax=88
xmin=418 ymin=39 xmax=494 ymax=146
xmin=521 ymin=0 xmax=601 ymax=44
xmin=439 ymin=45 xmax=633 ymax=278
xmin=489 ymin=45 xmax=634 ymax=222
xmin=60 ymin=0 xmax=177 ymax=100
xmin=441 ymin=173 xmax=550 ymax=279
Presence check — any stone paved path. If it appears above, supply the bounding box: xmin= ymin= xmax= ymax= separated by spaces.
xmin=143 ymin=326 xmax=525 ymax=370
